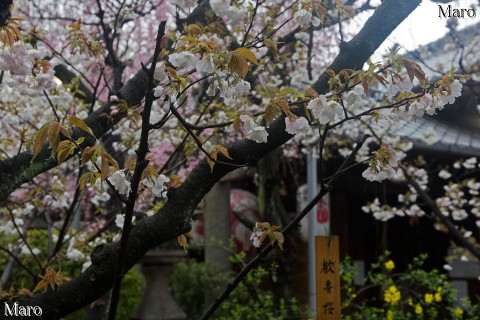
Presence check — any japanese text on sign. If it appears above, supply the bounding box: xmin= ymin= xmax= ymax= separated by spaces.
xmin=315 ymin=236 xmax=340 ymax=320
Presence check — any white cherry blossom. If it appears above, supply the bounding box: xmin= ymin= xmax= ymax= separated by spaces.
xmin=240 ymin=114 xmax=256 ymax=132
xmin=108 ymin=171 xmax=131 ymax=196
xmin=203 ymin=141 xmax=216 ymax=154
xmin=405 ymin=204 xmax=425 ymax=217
xmin=168 ymin=52 xmax=197 ymax=70
xmin=152 ymin=174 xmax=170 ymax=198
xmin=285 ymin=116 xmax=309 ymax=135
xmin=115 ymin=214 xmax=125 ymax=228
xmin=170 ymin=0 xmax=197 ymax=7
xmin=21 ymin=245 xmax=40 ymax=256
xmin=463 ymin=157 xmax=477 ymax=169
xmin=423 ymin=127 xmax=439 ymax=145
xmin=307 ymin=95 xmax=343 ymax=124
xmin=439 ymin=80 xmax=462 ymax=105
xmin=307 ymin=95 xmax=327 ymax=119
xmin=210 ymin=0 xmax=231 ymax=16
xmin=247 ymin=126 xmax=269 ymax=143
xmin=438 ymin=169 xmax=451 ymax=179
xmin=67 ymin=248 xmax=85 ymax=261
xmin=221 ymin=79 xmax=250 ymax=99
xmin=196 ymin=54 xmax=215 ymax=74
xmin=362 ymin=163 xmax=398 ymax=182
xmin=154 ymin=62 xmax=168 ymax=82
xmin=452 ymin=209 xmax=468 ymax=221
xmin=153 ymin=85 xmax=164 ymax=98
xmin=294 ymin=9 xmax=312 ymax=26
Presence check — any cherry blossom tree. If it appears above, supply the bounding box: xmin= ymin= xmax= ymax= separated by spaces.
xmin=0 ymin=0 xmax=477 ymax=319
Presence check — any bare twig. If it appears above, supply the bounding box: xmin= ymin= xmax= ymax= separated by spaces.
xmin=107 ymin=20 xmax=167 ymax=320
xmin=199 ymin=134 xmax=370 ymax=320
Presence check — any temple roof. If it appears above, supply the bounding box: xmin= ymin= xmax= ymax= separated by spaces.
xmin=398 ymin=23 xmax=480 ymax=157
xmin=395 ymin=116 xmax=480 ymax=157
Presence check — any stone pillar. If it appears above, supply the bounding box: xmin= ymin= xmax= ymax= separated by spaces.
xmin=204 ymin=169 xmax=247 ymax=303
xmin=133 ymin=249 xmax=187 ymax=320
xmin=204 ymin=179 xmax=232 ymax=271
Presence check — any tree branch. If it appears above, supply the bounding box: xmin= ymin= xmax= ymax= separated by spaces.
xmin=402 ymin=167 xmax=480 ymax=261
xmin=199 ymin=134 xmax=370 ymax=320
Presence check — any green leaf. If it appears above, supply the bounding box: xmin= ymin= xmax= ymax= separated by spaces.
xmin=372 ymin=112 xmax=380 ymax=124
xmin=265 ymin=102 xmax=281 ymax=125
xmin=32 ymin=122 xmax=51 ymax=161
xmin=101 ymin=151 xmax=119 ymax=170
xmin=68 ymin=115 xmax=93 ymax=136
xmin=81 ymin=146 xmax=96 ymax=166
xmin=206 ymin=150 xmax=218 ymax=173
xmin=233 ymin=115 xmax=241 ymax=135
xmin=78 ymin=172 xmax=91 ymax=191
xmin=233 ymin=47 xmax=259 ymax=65
xmin=277 ymin=87 xmax=296 ymax=97
xmin=362 ymin=76 xmax=369 ymax=95
xmin=56 ymin=140 xmax=74 ymax=164
xmin=90 ymin=172 xmax=100 ymax=188
xmin=215 ymin=145 xmax=232 ymax=160
xmin=206 ymin=157 xmax=215 ymax=172
xmin=100 ymin=156 xmax=109 ymax=181
xmin=47 ymin=121 xmax=61 ymax=154
xmin=57 ymin=146 xmax=72 ymax=164
xmin=274 ymin=232 xmax=284 ymax=250
xmin=178 ymin=36 xmax=198 ymax=42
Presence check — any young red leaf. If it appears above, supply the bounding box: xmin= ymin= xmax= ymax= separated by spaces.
xmin=228 ymin=52 xmax=248 ymax=78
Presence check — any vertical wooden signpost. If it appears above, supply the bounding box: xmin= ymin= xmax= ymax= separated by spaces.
xmin=315 ymin=236 xmax=341 ymax=320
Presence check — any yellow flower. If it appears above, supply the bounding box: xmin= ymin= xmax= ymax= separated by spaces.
xmin=385 ymin=260 xmax=395 ymax=271
xmin=424 ymin=293 xmax=433 ymax=304
xmin=435 ymin=287 xmax=442 ymax=302
xmin=387 ymin=310 xmax=394 ymax=320
xmin=454 ymin=308 xmax=464 ymax=316
xmin=415 ymin=304 xmax=423 ymax=315
xmin=384 ymin=286 xmax=401 ymax=305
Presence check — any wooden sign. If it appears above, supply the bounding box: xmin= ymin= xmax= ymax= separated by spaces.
xmin=315 ymin=236 xmax=341 ymax=320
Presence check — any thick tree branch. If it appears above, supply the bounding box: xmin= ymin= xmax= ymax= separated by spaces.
xmin=0 ymin=47 xmax=149 ymax=202
xmin=0 ymin=0 xmax=419 ymax=202
xmin=403 ymin=167 xmax=480 ymax=260
xmin=312 ymin=0 xmax=421 ymax=93
xmin=53 ymin=64 xmax=95 ymax=103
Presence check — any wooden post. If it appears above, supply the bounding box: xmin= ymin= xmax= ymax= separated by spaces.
xmin=315 ymin=236 xmax=341 ymax=320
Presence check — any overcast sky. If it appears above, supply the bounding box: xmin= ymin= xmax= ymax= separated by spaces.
xmin=355 ymin=0 xmax=479 ymax=56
